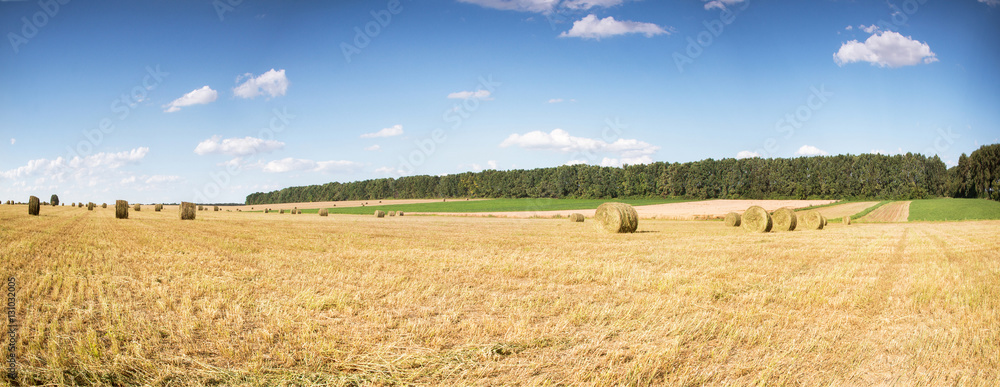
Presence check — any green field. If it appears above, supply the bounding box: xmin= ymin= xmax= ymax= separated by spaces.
xmin=293 ymin=198 xmax=694 ymax=215
xmin=909 ymin=198 xmax=1000 ymax=221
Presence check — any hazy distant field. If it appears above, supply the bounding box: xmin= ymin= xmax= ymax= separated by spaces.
xmin=2 ymin=204 xmax=999 ymax=385
xmin=281 ymin=198 xmax=694 ymax=215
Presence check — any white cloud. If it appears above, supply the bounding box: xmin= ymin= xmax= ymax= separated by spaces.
xmin=9 ymin=138 xmax=14 ymax=145
xmin=703 ymin=0 xmax=745 ymax=10
xmin=599 ymin=156 xmax=653 ymax=167
xmin=447 ymin=90 xmax=493 ymax=100
xmin=547 ymin=98 xmax=564 ymax=103
xmin=859 ymin=24 xmax=879 ymax=34
xmin=834 ymin=31 xmax=937 ymax=68
xmin=565 ymin=159 xmax=588 ymax=166
xmin=456 ymin=0 xmax=624 ymax=13
xmin=845 ymin=25 xmax=853 ymax=31
xmin=559 ymin=14 xmax=669 ymax=39
xmin=500 ymin=128 xmax=658 ymax=159
xmin=456 ymin=0 xmax=559 ymax=13
xmin=194 ymin=136 xmax=285 ymax=156
xmin=261 ymin=158 xmax=363 ymax=174
xmin=0 ymin=147 xmax=149 ymax=184
xmin=364 ymin=144 xmax=381 ymax=151
xmin=145 ymin=175 xmax=181 ymax=184
xmin=736 ymin=150 xmax=761 ymax=159
xmin=375 ymin=166 xmax=399 ymax=174
xmin=360 ymin=124 xmax=404 ymax=138
xmin=870 ymin=148 xmax=904 ymax=156
xmin=795 ymin=145 xmax=829 ymax=156
xmin=562 ymin=0 xmax=625 ymax=10
xmin=163 ymin=86 xmax=218 ymax=113
xmin=487 ymin=160 xmax=498 ymax=169
xmin=121 ymin=176 xmax=136 ymax=184
xmin=979 ymin=0 xmax=999 ymax=6
xmin=233 ymin=69 xmax=289 ymax=99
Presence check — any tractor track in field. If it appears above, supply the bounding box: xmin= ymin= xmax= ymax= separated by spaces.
xmin=859 ymin=201 xmax=910 ymax=223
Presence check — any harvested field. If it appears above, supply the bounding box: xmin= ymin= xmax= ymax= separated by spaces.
xmin=859 ymin=201 xmax=911 ymax=223
xmin=1 ymin=205 xmax=998 ymax=385
xmin=802 ymin=201 xmax=880 ymax=219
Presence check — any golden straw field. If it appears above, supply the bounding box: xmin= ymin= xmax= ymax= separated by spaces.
xmin=2 ymin=205 xmax=999 ymax=385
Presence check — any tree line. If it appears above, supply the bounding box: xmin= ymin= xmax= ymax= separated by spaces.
xmin=246 ymin=145 xmax=1000 ymax=205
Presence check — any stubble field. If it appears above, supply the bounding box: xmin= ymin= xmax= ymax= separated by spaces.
xmin=1 ymin=204 xmax=999 ymax=385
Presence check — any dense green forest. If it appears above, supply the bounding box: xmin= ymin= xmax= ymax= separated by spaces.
xmin=246 ymin=145 xmax=1000 ymax=205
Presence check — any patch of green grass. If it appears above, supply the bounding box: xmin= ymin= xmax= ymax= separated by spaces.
xmin=908 ymin=198 xmax=1000 ymax=221
xmin=793 ymin=200 xmax=852 ymax=212
xmin=296 ymin=198 xmax=695 ymax=215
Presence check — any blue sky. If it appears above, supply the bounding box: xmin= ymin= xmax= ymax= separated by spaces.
xmin=1 ymin=0 xmax=998 ymax=203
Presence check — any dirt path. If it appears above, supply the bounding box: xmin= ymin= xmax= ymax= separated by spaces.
xmin=804 ymin=201 xmax=880 ymax=220
xmin=417 ymin=199 xmax=837 ymax=220
xmin=859 ymin=201 xmax=910 ymax=222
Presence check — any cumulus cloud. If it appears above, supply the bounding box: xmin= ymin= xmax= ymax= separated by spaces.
xmin=834 ymin=31 xmax=937 ymax=68
xmin=795 ymin=145 xmax=829 ymax=156
xmin=261 ymin=158 xmax=363 ymax=174
xmin=456 ymin=0 xmax=624 ymax=13
xmin=736 ymin=150 xmax=761 ymax=159
xmin=547 ymin=98 xmax=564 ymax=103
xmin=979 ymin=0 xmax=999 ymax=6
xmin=599 ymin=156 xmax=653 ymax=167
xmin=559 ymin=14 xmax=669 ymax=39
xmin=0 ymin=148 xmax=149 ymax=186
xmin=360 ymin=124 xmax=404 ymax=138
xmin=375 ymin=166 xmax=399 ymax=174
xmin=859 ymin=24 xmax=879 ymax=34
xmin=703 ymin=0 xmax=745 ymax=10
xmin=500 ymin=128 xmax=658 ymax=161
xmin=447 ymin=90 xmax=493 ymax=100
xmin=163 ymin=86 xmax=218 ymax=113
xmin=9 ymin=138 xmax=14 ymax=145
xmin=364 ymin=144 xmax=381 ymax=151
xmin=233 ymin=69 xmax=289 ymax=99
xmin=144 ymin=175 xmax=181 ymax=184
xmin=194 ymin=136 xmax=285 ymax=157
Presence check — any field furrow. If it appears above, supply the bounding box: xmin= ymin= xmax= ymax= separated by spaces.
xmin=859 ymin=201 xmax=911 ymax=222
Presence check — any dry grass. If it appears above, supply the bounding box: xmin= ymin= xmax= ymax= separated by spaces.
xmin=1 ymin=207 xmax=998 ymax=385
xmin=861 ymin=201 xmax=911 ymax=223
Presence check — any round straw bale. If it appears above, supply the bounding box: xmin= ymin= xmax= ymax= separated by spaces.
xmin=389 ymin=211 xmax=396 ymax=216
xmin=102 ymin=203 xmax=107 ymax=208
xmin=800 ymin=210 xmax=825 ymax=230
xmin=155 ymin=204 xmax=163 ymax=212
xmin=279 ymin=209 xmax=285 ymax=214
xmin=822 ymin=216 xmax=828 ymax=227
xmin=28 ymin=196 xmax=40 ymax=216
xmin=397 ymin=211 xmax=404 ymax=216
xmin=375 ymin=210 xmax=386 ymax=218
xmin=319 ymin=208 xmax=328 ymax=216
xmin=87 ymin=202 xmax=95 ymax=211
xmin=594 ymin=202 xmax=638 ymax=233
xmin=214 ymin=206 xmax=220 ymax=212
xmin=569 ymin=213 xmax=585 ymax=222
xmin=843 ymin=216 xmax=851 ymax=225
xmin=133 ymin=203 xmax=141 ymax=211
xmin=180 ymin=202 xmax=196 ymax=220
xmin=771 ymin=207 xmax=797 ymax=231
xmin=741 ymin=206 xmax=772 ymax=233
xmin=724 ymin=212 xmax=741 ymax=227
xmin=115 ymin=200 xmax=129 ymax=219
